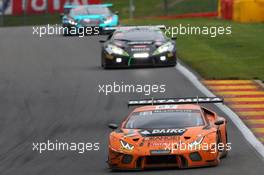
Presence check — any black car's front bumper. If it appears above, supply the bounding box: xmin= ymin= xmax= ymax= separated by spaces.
xmin=102 ymin=51 xmax=177 ymax=68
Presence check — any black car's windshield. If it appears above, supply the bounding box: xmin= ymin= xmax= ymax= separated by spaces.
xmin=71 ymin=6 xmax=111 ymax=16
xmin=113 ymin=29 xmax=166 ymax=42
xmin=125 ymin=109 xmax=204 ymax=129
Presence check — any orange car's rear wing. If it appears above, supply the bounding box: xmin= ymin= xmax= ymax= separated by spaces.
xmin=128 ymin=97 xmax=224 ymax=106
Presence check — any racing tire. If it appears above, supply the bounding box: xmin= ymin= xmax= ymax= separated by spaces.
xmin=169 ymin=58 xmax=177 ymax=67
xmin=171 ymin=62 xmax=177 ymax=67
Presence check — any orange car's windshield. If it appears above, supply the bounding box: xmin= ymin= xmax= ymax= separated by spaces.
xmin=125 ymin=109 xmax=205 ymax=129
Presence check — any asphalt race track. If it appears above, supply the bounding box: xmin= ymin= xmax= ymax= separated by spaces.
xmin=0 ymin=27 xmax=263 ymax=175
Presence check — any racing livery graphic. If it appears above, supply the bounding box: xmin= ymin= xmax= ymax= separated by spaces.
xmin=107 ymin=97 xmax=229 ymax=170
xmin=100 ymin=25 xmax=177 ymax=68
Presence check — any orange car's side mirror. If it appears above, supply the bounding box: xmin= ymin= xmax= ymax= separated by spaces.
xmin=214 ymin=120 xmax=224 ymax=126
xmin=108 ymin=123 xmax=118 ymax=130
xmin=99 ymin=39 xmax=106 ymax=43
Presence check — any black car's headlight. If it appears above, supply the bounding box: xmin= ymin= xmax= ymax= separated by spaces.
xmin=153 ymin=42 xmax=174 ymax=55
xmin=106 ymin=44 xmax=129 ymax=56
xmin=120 ymin=140 xmax=134 ymax=151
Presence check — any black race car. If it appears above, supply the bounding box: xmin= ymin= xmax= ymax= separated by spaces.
xmin=100 ymin=26 xmax=177 ymax=68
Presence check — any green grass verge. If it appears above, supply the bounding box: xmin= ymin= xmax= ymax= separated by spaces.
xmin=123 ymin=18 xmax=264 ymax=80
xmin=105 ymin=0 xmax=217 ymax=18
xmin=1 ymin=0 xmax=217 ymax=26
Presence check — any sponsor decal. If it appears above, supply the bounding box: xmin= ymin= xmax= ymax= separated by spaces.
xmin=152 ymin=129 xmax=186 ymax=134
xmin=131 ymin=47 xmax=150 ymax=52
xmin=152 ymin=109 xmax=199 ymax=113
xmin=148 ymin=136 xmax=178 ymax=141
xmin=141 ymin=130 xmax=151 ymax=135
xmin=128 ymin=97 xmax=223 ymax=106
xmin=138 ymin=111 xmax=152 ymax=116
xmin=150 ymin=150 xmax=171 ymax=155
xmin=128 ymin=41 xmax=152 ymax=45
xmin=155 ymin=105 xmax=178 ymax=109
xmin=136 ymin=109 xmax=200 ymax=116
xmin=140 ymin=128 xmax=187 ymax=136
xmin=149 ymin=142 xmax=169 ymax=147
xmin=133 ymin=45 xmax=147 ymax=48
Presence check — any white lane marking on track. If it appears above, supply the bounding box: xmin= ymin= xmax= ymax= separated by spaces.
xmin=176 ymin=62 xmax=264 ymax=160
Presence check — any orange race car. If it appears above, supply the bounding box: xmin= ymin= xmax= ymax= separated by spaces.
xmin=107 ymin=97 xmax=229 ymax=170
